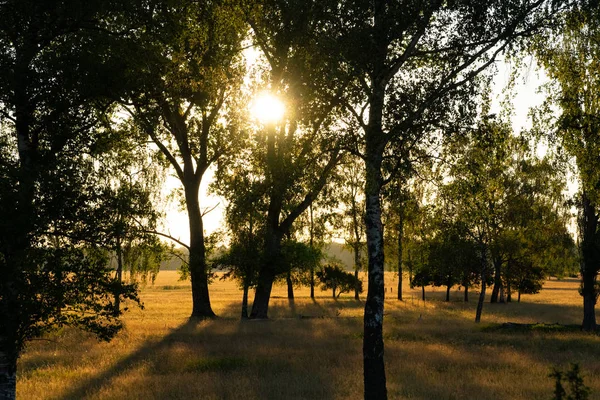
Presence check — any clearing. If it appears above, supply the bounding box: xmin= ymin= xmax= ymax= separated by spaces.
xmin=18 ymin=272 xmax=600 ymax=399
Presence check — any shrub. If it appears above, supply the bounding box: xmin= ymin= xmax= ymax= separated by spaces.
xmin=316 ymin=265 xmax=362 ymax=298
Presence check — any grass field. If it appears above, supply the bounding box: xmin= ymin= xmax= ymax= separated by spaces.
xmin=17 ymin=272 xmax=600 ymax=399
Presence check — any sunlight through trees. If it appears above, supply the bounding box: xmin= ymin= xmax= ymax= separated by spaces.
xmin=1 ymin=1 xmax=599 ymax=399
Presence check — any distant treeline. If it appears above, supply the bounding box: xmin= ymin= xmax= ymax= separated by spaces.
xmin=159 ymin=243 xmax=356 ymax=272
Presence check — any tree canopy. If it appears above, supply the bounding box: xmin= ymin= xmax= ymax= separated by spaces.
xmin=0 ymin=1 xmax=595 ymax=399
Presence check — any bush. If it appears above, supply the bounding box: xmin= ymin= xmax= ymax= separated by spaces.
xmin=316 ymin=265 xmax=362 ymax=298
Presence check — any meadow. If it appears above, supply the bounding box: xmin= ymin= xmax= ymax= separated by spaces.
xmin=17 ymin=272 xmax=600 ymax=399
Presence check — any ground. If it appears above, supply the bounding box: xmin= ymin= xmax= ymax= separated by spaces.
xmin=17 ymin=272 xmax=600 ymax=399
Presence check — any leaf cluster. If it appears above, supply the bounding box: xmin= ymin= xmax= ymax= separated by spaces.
xmin=316 ymin=264 xmax=362 ymax=297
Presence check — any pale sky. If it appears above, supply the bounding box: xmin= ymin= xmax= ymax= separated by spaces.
xmin=160 ymin=169 xmax=223 ymax=246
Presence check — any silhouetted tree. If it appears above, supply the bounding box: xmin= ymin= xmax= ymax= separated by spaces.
xmin=0 ymin=2 xmax=144 ymax=398
xmin=317 ymin=264 xmax=363 ymax=298
xmin=119 ymin=0 xmax=246 ymax=318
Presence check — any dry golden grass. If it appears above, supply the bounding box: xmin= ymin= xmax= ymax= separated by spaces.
xmin=17 ymin=272 xmax=600 ymax=399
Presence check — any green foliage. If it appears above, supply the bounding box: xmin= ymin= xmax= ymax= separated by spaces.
xmin=510 ymin=261 xmax=545 ymax=299
xmin=116 ymin=0 xmax=248 ymax=317
xmin=382 ymin=178 xmax=422 ymax=272
xmin=410 ymin=269 xmax=433 ymax=290
xmin=213 ymin=169 xmax=264 ymax=289
xmin=534 ymin=7 xmax=600 ymax=202
xmin=280 ymin=240 xmax=323 ymax=284
xmin=214 ymin=234 xmax=262 ymax=290
xmin=91 ymin=113 xmax=168 ymax=285
xmin=533 ymin=5 xmax=600 ymax=329
xmin=438 ymin=116 xmax=573 ymax=303
xmin=425 ymin=221 xmax=481 ymax=292
xmin=316 ymin=264 xmax=363 ymax=298
xmin=330 ymin=156 xmax=366 ymax=268
xmin=95 ymin=181 xmax=165 ymax=280
xmin=5 ymin=247 xmax=140 ymax=342
xmin=0 ymin=0 xmax=146 ymax=380
xmin=550 ymin=364 xmax=591 ymax=400
xmin=122 ymin=240 xmax=169 ymax=285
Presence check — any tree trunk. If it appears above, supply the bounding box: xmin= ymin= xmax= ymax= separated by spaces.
xmin=114 ymin=234 xmax=123 ymax=315
xmin=421 ymin=285 xmax=425 ymax=301
xmin=580 ymin=192 xmax=598 ymax=331
xmin=241 ymin=283 xmax=249 ymax=319
xmin=475 ymin=278 xmax=487 ymax=323
xmin=363 ymin=131 xmax=387 ymax=400
xmin=0 ymin=340 xmax=17 ymax=400
xmin=397 ymin=213 xmax=404 ymax=301
xmin=355 ymin=268 xmax=361 ymax=300
xmin=333 ymin=285 xmax=337 ymax=298
xmin=518 ymin=290 xmax=521 ymax=303
xmin=310 ymin=266 xmax=315 ymax=299
xmin=251 ymin=120 xmax=283 ymax=319
xmin=354 ymin=243 xmax=361 ymax=300
xmin=287 ymin=271 xmax=294 ymax=299
xmin=464 ymin=282 xmax=469 ymax=302
xmin=363 ymin=3 xmax=389 ymax=396
xmin=490 ymin=256 xmax=502 ymax=303
xmin=407 ymin=250 xmax=413 ymax=284
xmin=582 ymin=285 xmax=597 ymax=331
xmin=185 ymin=184 xmax=215 ymax=318
xmin=250 ymin=230 xmax=281 ymax=319
xmin=249 ymin=270 xmax=275 ymax=319
xmin=475 ymin=250 xmax=488 ymax=323
xmin=506 ymin=259 xmax=512 ymax=303
xmin=309 ymin=205 xmax=315 ymax=299
xmin=397 ymin=273 xmax=402 ymax=301
xmin=446 ymin=284 xmax=451 ymax=302
xmin=350 ymin=188 xmax=363 ymax=301
xmin=0 ymin=63 xmax=33 ymax=400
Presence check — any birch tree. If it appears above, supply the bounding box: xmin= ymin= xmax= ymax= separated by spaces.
xmin=324 ymin=2 xmax=568 ymax=396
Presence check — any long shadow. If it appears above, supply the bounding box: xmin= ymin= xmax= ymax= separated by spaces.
xmin=210 ymin=291 xmax=600 ymax=399
xmin=57 ymin=299 xmax=342 ymax=399
xmin=57 ymin=318 xmax=200 ymax=400
xmin=390 ymin=287 xmax=589 ymax=327
xmin=287 ymin=298 xmax=297 ymax=315
xmin=220 ymin=290 xmax=357 ymax=319
xmin=550 ymin=277 xmax=581 ymax=283
xmin=481 ymin=301 xmax=585 ymax=325
xmin=20 ymin=333 xmax=99 ymax=379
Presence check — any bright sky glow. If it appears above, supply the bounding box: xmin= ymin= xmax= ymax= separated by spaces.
xmin=161 ymin=170 xmax=223 ymax=246
xmin=250 ymin=93 xmax=285 ymax=124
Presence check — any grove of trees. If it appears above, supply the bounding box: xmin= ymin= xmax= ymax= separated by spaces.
xmin=0 ymin=1 xmax=598 ymax=399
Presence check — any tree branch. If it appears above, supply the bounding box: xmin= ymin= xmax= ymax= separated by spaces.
xmin=143 ymin=230 xmax=190 ymax=250
xmin=279 ymin=150 xmax=342 ymax=233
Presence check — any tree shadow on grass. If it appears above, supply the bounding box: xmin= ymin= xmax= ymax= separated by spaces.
xmin=19 ymin=333 xmax=100 ymax=380
xmin=479 ymin=301 xmax=585 ymax=326
xmin=222 ymin=293 xmax=364 ymax=319
xmin=385 ymin=319 xmax=600 ymax=399
xmin=56 ymin=318 xmax=200 ymax=400
xmin=56 ymin=315 xmax=338 ymax=400
xmin=54 ymin=292 xmax=598 ymax=399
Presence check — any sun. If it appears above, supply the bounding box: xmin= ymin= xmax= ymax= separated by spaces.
xmin=250 ymin=93 xmax=285 ymax=124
